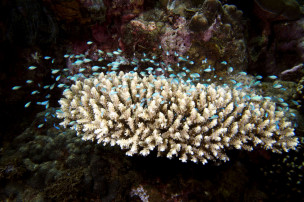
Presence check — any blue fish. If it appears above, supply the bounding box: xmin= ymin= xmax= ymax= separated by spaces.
xmin=256 ymin=75 xmax=263 ymax=80
xmin=31 ymin=90 xmax=39 ymax=95
xmin=178 ymin=56 xmax=188 ymax=61
xmin=12 ymin=86 xmax=22 ymax=90
xmin=55 ymin=75 xmax=61 ymax=81
xmin=227 ymin=67 xmax=233 ymax=73
xmin=53 ymin=124 xmax=60 ymax=130
xmin=291 ymin=100 xmax=300 ymax=106
xmin=28 ymin=66 xmax=37 ymax=70
xmin=167 ymin=67 xmax=174 ymax=72
xmin=268 ymin=75 xmax=277 ymax=79
xmin=273 ymin=83 xmax=282 ymax=89
xmin=238 ymin=71 xmax=247 ymax=76
xmin=57 ymin=84 xmax=65 ymax=88
xmin=73 ymin=60 xmax=83 ymax=65
xmin=37 ymin=124 xmax=44 ymax=128
xmin=51 ymin=69 xmax=60 ymax=74
xmin=92 ymin=66 xmax=100 ymax=71
xmin=24 ymin=102 xmax=31 ymax=108
xmin=79 ymin=68 xmax=86 ymax=72
xmin=83 ymin=58 xmax=92 ymax=63
xmin=210 ymin=115 xmax=219 ymax=119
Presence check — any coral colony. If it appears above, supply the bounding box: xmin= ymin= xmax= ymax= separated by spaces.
xmin=12 ymin=41 xmax=299 ymax=165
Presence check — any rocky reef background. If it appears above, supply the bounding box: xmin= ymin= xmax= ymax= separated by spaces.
xmin=0 ymin=0 xmax=304 ymax=201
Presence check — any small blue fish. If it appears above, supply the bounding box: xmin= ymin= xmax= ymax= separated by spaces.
xmin=178 ymin=56 xmax=188 ymax=61
xmin=53 ymin=123 xmax=60 ymax=130
xmin=190 ymin=73 xmax=201 ymax=78
xmin=277 ymin=98 xmax=284 ymax=102
xmin=256 ymin=75 xmax=263 ymax=80
xmin=221 ymin=61 xmax=227 ymax=65
xmin=251 ymin=96 xmax=263 ymax=101
xmin=230 ymin=79 xmax=237 ymax=84
xmin=189 ymin=61 xmax=195 ymax=65
xmin=28 ymin=66 xmax=37 ymax=70
xmin=87 ymin=41 xmax=93 ymax=45
xmin=31 ymin=90 xmax=39 ymax=95
xmin=57 ymin=84 xmax=65 ymax=88
xmin=239 ymin=71 xmax=247 ymax=76
xmin=24 ymin=102 xmax=31 ymax=108
xmin=234 ymin=83 xmax=243 ymax=88
xmin=55 ymin=75 xmax=61 ymax=81
xmin=268 ymin=75 xmax=277 ymax=80
xmin=177 ymin=72 xmax=186 ymax=77
xmin=167 ymin=67 xmax=174 ymax=72
xmin=171 ymin=79 xmax=179 ymax=85
xmin=64 ymin=54 xmax=70 ymax=58
xmin=37 ymin=124 xmax=44 ymax=128
xmin=83 ymin=58 xmax=92 ymax=63
xmin=253 ymin=81 xmax=261 ymax=86
xmin=227 ymin=67 xmax=233 ymax=73
xmin=188 ymin=88 xmax=196 ymax=92
xmin=140 ymin=72 xmax=147 ymax=76
xmin=40 ymin=101 xmax=49 ymax=105
xmin=204 ymin=68 xmax=212 ymax=72
xmin=73 ymin=60 xmax=83 ymax=65
xmin=273 ymin=83 xmax=282 ymax=89
xmin=264 ymin=96 xmax=272 ymax=100
xmin=210 ymin=115 xmax=219 ymax=119
xmin=152 ymin=92 xmax=160 ymax=97
xmin=51 ymin=69 xmax=60 ymax=74
xmin=12 ymin=86 xmax=22 ymax=90
xmin=109 ymin=91 xmax=118 ymax=95
xmin=146 ymin=67 xmax=154 ymax=71
xmin=79 ymin=68 xmax=86 ymax=72
xmin=291 ymin=100 xmax=300 ymax=106
xmin=92 ymin=66 xmax=100 ymax=71
xmin=44 ymin=56 xmax=51 ymax=60
xmin=280 ymin=102 xmax=288 ymax=107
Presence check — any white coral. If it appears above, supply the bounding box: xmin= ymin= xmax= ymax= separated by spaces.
xmin=57 ymin=71 xmax=298 ymax=164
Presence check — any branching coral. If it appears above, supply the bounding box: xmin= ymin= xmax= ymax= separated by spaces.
xmin=57 ymin=71 xmax=298 ymax=164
